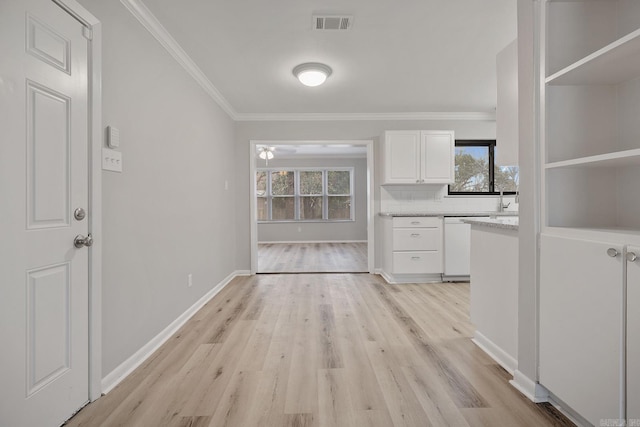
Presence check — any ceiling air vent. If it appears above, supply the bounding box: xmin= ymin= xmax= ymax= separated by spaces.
xmin=313 ymin=15 xmax=353 ymax=31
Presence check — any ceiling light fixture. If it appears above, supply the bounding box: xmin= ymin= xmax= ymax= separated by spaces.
xmin=293 ymin=62 xmax=332 ymax=87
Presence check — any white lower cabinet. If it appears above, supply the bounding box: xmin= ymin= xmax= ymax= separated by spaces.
xmin=628 ymin=245 xmax=640 ymax=421
xmin=381 ymin=216 xmax=443 ymax=283
xmin=540 ymin=234 xmax=624 ymax=425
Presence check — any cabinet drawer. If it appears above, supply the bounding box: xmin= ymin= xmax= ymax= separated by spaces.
xmin=393 ymin=251 xmax=442 ymax=274
xmin=393 ymin=217 xmax=441 ymax=228
xmin=393 ymin=228 xmax=440 ymax=251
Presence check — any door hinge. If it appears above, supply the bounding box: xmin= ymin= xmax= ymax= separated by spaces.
xmin=82 ymin=26 xmax=93 ymax=40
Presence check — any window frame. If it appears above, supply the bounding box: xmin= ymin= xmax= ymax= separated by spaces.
xmin=257 ymin=167 xmax=355 ymax=223
xmin=448 ymin=140 xmax=518 ymax=196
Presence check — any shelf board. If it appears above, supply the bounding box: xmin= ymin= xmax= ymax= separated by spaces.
xmin=542 ymin=226 xmax=640 ymax=244
xmin=545 ymin=148 xmax=640 ymax=169
xmin=546 ymin=28 xmax=640 ymax=85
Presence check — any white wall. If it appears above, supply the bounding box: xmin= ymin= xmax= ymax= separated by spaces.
xmin=78 ymin=0 xmax=237 ymax=376
xmin=235 ymin=120 xmax=497 ymax=270
xmin=516 ymin=0 xmax=538 ymax=384
xmin=257 ymin=157 xmax=367 ymax=242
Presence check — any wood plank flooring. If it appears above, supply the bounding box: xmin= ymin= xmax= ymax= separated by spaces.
xmin=258 ymin=242 xmax=368 ymax=273
xmin=64 ymin=274 xmax=574 ymax=427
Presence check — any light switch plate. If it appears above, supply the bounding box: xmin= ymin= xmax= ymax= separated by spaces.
xmin=107 ymin=126 xmax=120 ymax=148
xmin=102 ymin=148 xmax=122 ymax=172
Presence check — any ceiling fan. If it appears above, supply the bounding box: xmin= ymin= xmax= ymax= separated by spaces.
xmin=256 ymin=145 xmax=297 ymax=165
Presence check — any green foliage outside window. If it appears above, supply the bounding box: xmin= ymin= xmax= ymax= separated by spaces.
xmin=257 ymin=168 xmax=353 ymax=221
xmin=449 ymin=141 xmax=518 ymax=194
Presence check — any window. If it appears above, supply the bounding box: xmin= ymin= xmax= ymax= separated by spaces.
xmin=448 ymin=140 xmax=519 ymax=195
xmin=256 ymin=168 xmax=354 ymax=222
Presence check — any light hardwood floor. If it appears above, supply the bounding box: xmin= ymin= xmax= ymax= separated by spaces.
xmin=65 ymin=274 xmax=573 ymax=427
xmin=258 ymin=242 xmax=368 ymax=273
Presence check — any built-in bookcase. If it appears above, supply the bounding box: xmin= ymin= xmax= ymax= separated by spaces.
xmin=543 ymin=0 xmax=640 ymax=230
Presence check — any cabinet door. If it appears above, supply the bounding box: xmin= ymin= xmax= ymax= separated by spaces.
xmin=628 ymin=245 xmax=640 ymax=421
xmin=540 ymin=234 xmax=624 ymax=426
xmin=383 ymin=131 xmax=421 ymax=184
xmin=421 ymin=131 xmax=454 ymax=183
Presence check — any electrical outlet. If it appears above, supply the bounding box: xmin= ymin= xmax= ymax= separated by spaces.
xmin=187 ymin=273 xmax=193 ymax=287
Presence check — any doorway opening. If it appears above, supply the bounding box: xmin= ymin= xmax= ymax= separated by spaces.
xmin=249 ymin=140 xmax=374 ymax=274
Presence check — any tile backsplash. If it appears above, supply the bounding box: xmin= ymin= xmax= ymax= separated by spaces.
xmin=380 ymin=184 xmax=518 ymax=213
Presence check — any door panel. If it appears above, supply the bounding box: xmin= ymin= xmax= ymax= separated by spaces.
xmin=0 ymin=1 xmax=90 ymax=426
xmin=628 ymin=245 xmax=640 ymax=421
xmin=27 ymin=81 xmax=71 ymax=228
xmin=27 ymin=262 xmax=71 ymax=395
xmin=539 ymin=234 xmax=624 ymax=425
xmin=421 ymin=131 xmax=454 ymax=183
xmin=27 ymin=13 xmax=71 ymax=74
xmin=383 ymin=131 xmax=420 ymax=183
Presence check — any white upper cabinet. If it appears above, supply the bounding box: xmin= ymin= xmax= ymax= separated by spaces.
xmin=382 ymin=130 xmax=421 ymax=184
xmin=381 ymin=130 xmax=454 ymax=185
xmin=421 ymin=131 xmax=455 ymax=184
xmin=496 ymin=39 xmax=518 ymax=166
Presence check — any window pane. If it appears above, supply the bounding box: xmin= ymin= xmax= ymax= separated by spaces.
xmin=328 ymin=196 xmax=351 ymax=219
xmin=271 ymin=171 xmax=294 ymax=195
xmin=495 ymin=166 xmax=519 ymax=192
xmin=300 ymin=171 xmax=323 ymax=195
xmin=451 ymin=146 xmax=490 ymax=192
xmin=272 ymin=197 xmax=295 ymax=220
xmin=256 ymin=171 xmax=266 ymax=196
xmin=257 ymin=197 xmax=268 ymax=220
xmin=327 ymin=171 xmax=350 ymax=194
xmin=300 ymin=196 xmax=323 ymax=220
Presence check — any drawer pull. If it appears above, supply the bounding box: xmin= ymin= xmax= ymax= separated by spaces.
xmin=411 ymin=256 xmax=421 ymax=260
xmin=410 ymin=221 xmax=421 ymax=225
xmin=410 ymin=233 xmax=421 ymax=238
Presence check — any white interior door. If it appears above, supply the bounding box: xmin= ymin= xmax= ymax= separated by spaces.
xmin=0 ymin=1 xmax=90 ymax=425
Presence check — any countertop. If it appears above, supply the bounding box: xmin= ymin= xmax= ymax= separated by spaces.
xmin=462 ymin=217 xmax=519 ymax=231
xmin=379 ymin=211 xmax=518 ymax=218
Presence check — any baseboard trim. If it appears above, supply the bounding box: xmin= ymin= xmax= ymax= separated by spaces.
xmin=258 ymin=240 xmax=367 ymax=244
xmin=377 ymin=270 xmax=444 ymax=284
xmin=472 ymin=331 xmax=518 ymax=376
xmin=509 ymin=370 xmax=549 ymax=403
xmin=442 ymin=275 xmax=470 ymax=282
xmin=101 ymin=270 xmax=243 ymax=394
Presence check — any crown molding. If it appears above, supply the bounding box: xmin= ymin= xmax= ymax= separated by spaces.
xmin=121 ymin=1 xmax=496 ymax=123
xmin=235 ymin=111 xmax=496 ymax=122
xmin=120 ymin=0 xmax=238 ymax=120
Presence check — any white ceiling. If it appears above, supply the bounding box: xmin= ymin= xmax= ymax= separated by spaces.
xmin=140 ymin=0 xmax=517 ymax=117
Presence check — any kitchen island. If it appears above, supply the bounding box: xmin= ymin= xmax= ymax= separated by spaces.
xmin=463 ymin=217 xmax=518 ymax=375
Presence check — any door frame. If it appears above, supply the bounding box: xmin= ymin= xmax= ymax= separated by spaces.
xmin=52 ymin=0 xmax=103 ymax=401
xmin=249 ymin=139 xmax=375 ymax=274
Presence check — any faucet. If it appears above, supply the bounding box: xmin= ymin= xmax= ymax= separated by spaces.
xmin=499 ymin=190 xmax=511 ymax=212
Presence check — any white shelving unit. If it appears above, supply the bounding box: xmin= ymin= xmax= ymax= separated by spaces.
xmin=546 ymin=28 xmax=640 ymax=86
xmin=538 ymin=2 xmax=640 ymax=425
xmin=543 ymin=0 xmax=640 ymax=231
xmin=545 ymin=148 xmax=640 ymax=169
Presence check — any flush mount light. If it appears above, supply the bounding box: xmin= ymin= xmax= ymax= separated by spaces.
xmin=292 ymin=62 xmax=332 ymax=87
